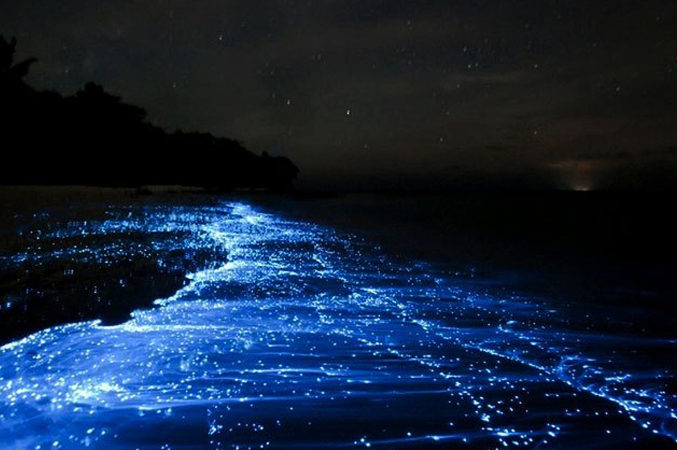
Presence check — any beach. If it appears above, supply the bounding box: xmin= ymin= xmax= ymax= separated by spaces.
xmin=0 ymin=188 xmax=676 ymax=449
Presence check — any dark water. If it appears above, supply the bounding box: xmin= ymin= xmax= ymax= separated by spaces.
xmin=268 ymin=193 xmax=677 ymax=333
xmin=0 ymin=188 xmax=676 ymax=449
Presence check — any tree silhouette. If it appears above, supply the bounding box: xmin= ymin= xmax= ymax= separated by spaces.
xmin=0 ymin=35 xmax=37 ymax=98
xmin=0 ymin=36 xmax=298 ymax=191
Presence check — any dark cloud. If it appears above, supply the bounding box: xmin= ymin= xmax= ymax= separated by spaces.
xmin=2 ymin=0 xmax=676 ymax=189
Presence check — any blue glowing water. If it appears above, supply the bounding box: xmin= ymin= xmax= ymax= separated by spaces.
xmin=1 ymin=201 xmax=676 ymax=449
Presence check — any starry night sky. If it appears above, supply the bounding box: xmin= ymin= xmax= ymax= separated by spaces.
xmin=2 ymin=0 xmax=676 ymax=190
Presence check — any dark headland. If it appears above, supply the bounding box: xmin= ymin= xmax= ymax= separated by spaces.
xmin=0 ymin=36 xmax=298 ymax=191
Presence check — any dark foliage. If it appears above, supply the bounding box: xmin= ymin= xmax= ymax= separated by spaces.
xmin=0 ymin=35 xmax=298 ymax=191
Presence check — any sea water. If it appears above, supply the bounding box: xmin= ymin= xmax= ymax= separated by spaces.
xmin=0 ymin=191 xmax=675 ymax=449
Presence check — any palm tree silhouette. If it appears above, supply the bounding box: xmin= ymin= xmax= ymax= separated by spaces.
xmin=0 ymin=36 xmax=36 ymax=79
xmin=0 ymin=35 xmax=37 ymax=99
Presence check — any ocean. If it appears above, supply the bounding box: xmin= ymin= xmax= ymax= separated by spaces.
xmin=0 ymin=187 xmax=675 ymax=449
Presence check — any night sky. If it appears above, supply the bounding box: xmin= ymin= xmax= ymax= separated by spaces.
xmin=3 ymin=0 xmax=677 ymax=190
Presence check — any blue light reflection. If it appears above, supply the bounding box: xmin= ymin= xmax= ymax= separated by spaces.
xmin=0 ymin=202 xmax=675 ymax=449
